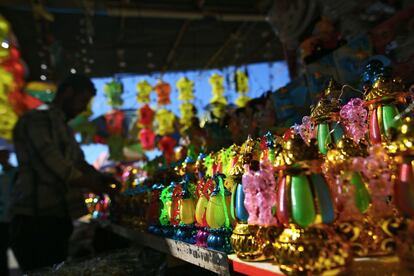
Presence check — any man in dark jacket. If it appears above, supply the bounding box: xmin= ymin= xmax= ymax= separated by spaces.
xmin=11 ymin=74 xmax=118 ymax=272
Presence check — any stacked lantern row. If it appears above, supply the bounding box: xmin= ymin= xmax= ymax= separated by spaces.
xmin=124 ymin=60 xmax=414 ymax=274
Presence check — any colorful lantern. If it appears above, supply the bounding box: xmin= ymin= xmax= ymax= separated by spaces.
xmin=138 ymin=128 xmax=155 ymax=150
xmin=155 ymin=80 xmax=171 ymax=106
xmin=158 ymin=135 xmax=177 ymax=164
xmin=104 ymin=110 xmax=125 ymax=136
xmin=137 ymin=104 xmax=154 ymax=127
xmin=324 ymin=138 xmax=399 ymax=257
xmin=209 ymin=73 xmax=227 ymax=105
xmin=136 ymin=80 xmax=152 ymax=103
xmin=310 ymin=80 xmax=345 ymax=154
xmin=155 ymin=109 xmax=175 ymax=136
xmin=179 ymin=102 xmax=195 ymax=131
xmin=25 ymin=81 xmax=56 ymax=103
xmin=103 ymin=79 xmax=123 ymax=108
xmin=147 ymin=184 xmax=165 ymax=226
xmin=389 ymin=117 xmax=414 ymax=217
xmin=234 ymin=70 xmax=251 ymax=107
xmin=362 ymin=61 xmax=405 ymax=144
xmin=176 ymin=77 xmax=194 ymax=101
xmin=170 ymin=182 xmax=182 ymax=226
xmin=205 ymin=175 xmax=231 ymax=229
xmin=272 ymin=135 xmax=352 ymax=275
xmin=160 ymin=183 xmax=174 ymax=226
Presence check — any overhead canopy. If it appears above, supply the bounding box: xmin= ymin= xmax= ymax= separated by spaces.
xmin=0 ymin=0 xmax=282 ymax=81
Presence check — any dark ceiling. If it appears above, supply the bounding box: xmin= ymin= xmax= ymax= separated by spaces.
xmin=0 ymin=0 xmax=282 ymax=81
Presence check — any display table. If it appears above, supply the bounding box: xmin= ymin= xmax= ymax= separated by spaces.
xmin=100 ymin=222 xmax=230 ymax=275
xmin=99 ymin=222 xmax=412 ymax=276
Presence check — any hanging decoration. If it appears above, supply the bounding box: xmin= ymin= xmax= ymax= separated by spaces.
xmin=155 ymin=108 xmax=175 ymax=136
xmin=104 ymin=110 xmax=125 ymax=136
xmin=0 ymin=16 xmax=10 ymax=60
xmin=137 ymin=104 xmax=155 ymax=127
xmin=177 ymin=77 xmax=194 ymax=101
xmin=158 ymin=136 xmax=177 ymax=164
xmin=155 ymin=80 xmax=171 ymax=106
xmin=0 ymin=16 xmax=26 ymax=142
xmin=139 ymin=128 xmax=156 ymax=150
xmin=136 ymin=80 xmax=152 ymax=104
xmin=209 ymin=73 xmax=227 ymax=105
xmin=176 ymin=77 xmax=196 ymax=132
xmin=103 ymin=79 xmax=123 ymax=108
xmin=179 ymin=102 xmax=195 ymax=132
xmin=235 ymin=70 xmax=251 ymax=107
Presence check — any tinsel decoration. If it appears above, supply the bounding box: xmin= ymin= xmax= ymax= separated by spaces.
xmin=209 ymin=73 xmax=227 ymax=105
xmin=103 ymin=79 xmax=123 ymax=108
xmin=155 ymin=108 xmax=175 ymax=136
xmin=136 ymin=80 xmax=152 ymax=104
xmin=137 ymin=104 xmax=155 ymax=127
xmin=179 ymin=102 xmax=195 ymax=132
xmin=155 ymin=80 xmax=171 ymax=106
xmin=176 ymin=77 xmax=194 ymax=101
xmin=235 ymin=70 xmax=251 ymax=107
xmin=0 ymin=17 xmax=24 ymax=141
xmin=177 ymin=77 xmax=196 ymax=132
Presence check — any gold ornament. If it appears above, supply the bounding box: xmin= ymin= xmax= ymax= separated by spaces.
xmin=273 ymin=224 xmax=352 ymax=275
xmin=275 ymin=136 xmax=320 ymax=169
xmin=364 ymin=76 xmax=404 ymax=102
xmin=388 ymin=117 xmax=414 ymax=156
xmin=310 ymin=98 xmax=340 ymax=123
xmin=336 ymin=217 xmax=402 ymax=257
xmin=231 ymin=224 xmax=280 ymax=261
xmin=395 ymin=219 xmax=414 ymax=270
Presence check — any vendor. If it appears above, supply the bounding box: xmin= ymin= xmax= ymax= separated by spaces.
xmin=10 ymin=74 xmax=119 ymax=272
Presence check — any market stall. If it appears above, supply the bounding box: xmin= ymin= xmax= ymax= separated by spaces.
xmin=1 ymin=0 xmax=414 ymax=275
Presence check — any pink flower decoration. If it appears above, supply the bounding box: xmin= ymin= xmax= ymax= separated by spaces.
xmin=340 ymin=98 xmax=368 ymax=142
xmin=294 ymin=116 xmax=316 ymax=144
xmin=242 ymin=161 xmax=278 ymax=226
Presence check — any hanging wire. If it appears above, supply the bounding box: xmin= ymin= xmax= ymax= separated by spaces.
xmin=323 ymin=84 xmax=365 ymax=147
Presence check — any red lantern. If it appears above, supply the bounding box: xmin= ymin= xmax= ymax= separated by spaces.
xmin=139 ymin=128 xmax=156 ymax=150
xmin=138 ymin=104 xmax=155 ymax=127
xmin=8 ymin=91 xmax=42 ymax=115
xmin=170 ymin=184 xmax=183 ymax=225
xmin=4 ymin=60 xmax=25 ymax=79
xmin=147 ymin=186 xmax=163 ymax=225
xmin=158 ymin=135 xmax=176 ymax=163
xmin=9 ymin=47 xmax=20 ymax=60
xmin=105 ymin=110 xmax=125 ymax=135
